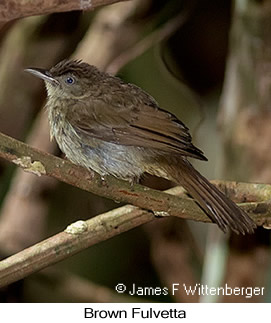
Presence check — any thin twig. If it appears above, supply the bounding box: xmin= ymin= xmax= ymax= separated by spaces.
xmin=106 ymin=10 xmax=189 ymax=75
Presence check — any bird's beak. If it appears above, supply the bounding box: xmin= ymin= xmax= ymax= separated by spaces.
xmin=24 ymin=68 xmax=59 ymax=85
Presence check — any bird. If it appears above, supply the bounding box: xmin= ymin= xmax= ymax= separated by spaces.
xmin=25 ymin=59 xmax=256 ymax=234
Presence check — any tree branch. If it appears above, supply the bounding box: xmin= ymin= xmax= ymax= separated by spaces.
xmin=0 ymin=131 xmax=214 ymax=222
xmin=0 ymin=185 xmax=269 ymax=287
xmin=0 ymin=0 xmax=130 ymax=23
xmin=0 ymin=204 xmax=154 ymax=287
xmin=0 ymin=130 xmax=271 ymax=286
xmin=1 ymin=130 xmax=270 ymax=223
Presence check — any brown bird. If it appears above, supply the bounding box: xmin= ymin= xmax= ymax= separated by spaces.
xmin=25 ymin=59 xmax=256 ymax=234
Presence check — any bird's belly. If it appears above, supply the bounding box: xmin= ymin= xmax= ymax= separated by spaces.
xmin=54 ymin=127 xmax=145 ymax=181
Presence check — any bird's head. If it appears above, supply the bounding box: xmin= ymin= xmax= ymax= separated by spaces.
xmin=25 ymin=59 xmax=101 ymax=100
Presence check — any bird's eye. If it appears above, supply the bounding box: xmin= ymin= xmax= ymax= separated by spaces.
xmin=65 ymin=77 xmax=74 ymax=84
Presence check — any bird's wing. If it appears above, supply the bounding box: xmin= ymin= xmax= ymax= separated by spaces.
xmin=66 ymin=96 xmax=207 ymax=161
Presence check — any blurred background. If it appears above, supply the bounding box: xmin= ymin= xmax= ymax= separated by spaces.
xmin=0 ymin=0 xmax=270 ymax=302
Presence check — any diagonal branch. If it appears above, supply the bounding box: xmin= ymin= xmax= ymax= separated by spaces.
xmin=0 ymin=203 xmax=154 ymax=287
xmin=0 ymin=185 xmax=270 ymax=287
xmin=0 ymin=184 xmax=269 ymax=287
xmin=0 ymin=131 xmax=271 ymax=286
xmin=1 ymin=130 xmax=270 ymax=224
xmin=106 ymin=8 xmax=190 ymax=74
xmin=0 ymin=131 xmax=218 ymax=222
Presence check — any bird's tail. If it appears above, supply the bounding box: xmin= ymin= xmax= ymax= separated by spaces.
xmin=158 ymin=159 xmax=256 ymax=234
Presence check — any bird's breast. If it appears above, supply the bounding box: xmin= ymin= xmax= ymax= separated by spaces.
xmin=47 ymin=103 xmax=146 ymax=181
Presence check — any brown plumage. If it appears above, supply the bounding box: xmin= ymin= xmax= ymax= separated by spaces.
xmin=25 ymin=59 xmax=256 ymax=234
